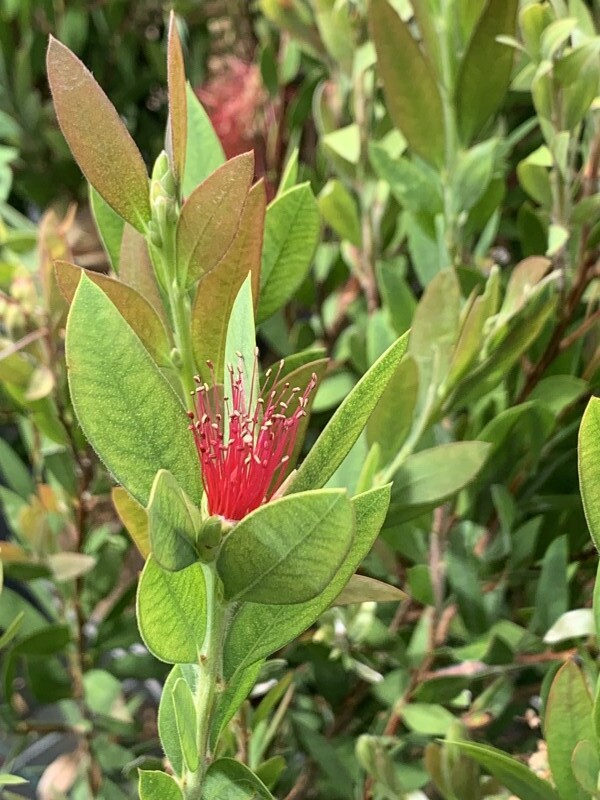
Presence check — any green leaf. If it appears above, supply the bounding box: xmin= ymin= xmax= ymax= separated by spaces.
xmin=455 ymin=0 xmax=519 ymax=143
xmin=288 ymin=332 xmax=409 ymax=494
xmin=192 ymin=182 xmax=265 ymax=382
xmin=579 ymin=397 xmax=600 ymax=551
xmin=210 ymin=660 xmax=264 ymax=749
xmin=203 ymin=758 xmax=274 ymax=799
xmin=176 ymin=153 xmax=254 ymax=288
xmin=367 ymin=355 xmax=418 ymax=466
xmin=218 ymin=489 xmax=354 ymax=604
xmin=138 ymin=770 xmax=183 ymax=800
xmin=173 ymin=678 xmax=199 ymax=772
xmin=278 ymin=148 xmax=299 ymax=195
xmin=112 ymin=487 xmax=150 ymax=559
xmin=402 ymin=703 xmax=455 ymax=735
xmin=530 ymin=535 xmax=568 ymax=635
xmin=369 ymin=145 xmax=443 ymax=216
xmin=318 ymin=179 xmax=361 ymax=246
xmin=136 ymin=556 xmax=207 ymax=663
xmin=167 ymin=13 xmax=187 ymax=185
xmin=183 ymin=84 xmax=225 ymax=197
xmin=391 ymin=441 xmax=490 ymax=502
xmin=544 ymin=609 xmax=594 ymax=645
xmin=158 ymin=664 xmax=198 ymax=777
xmin=147 ymin=470 xmax=199 ymax=572
xmin=0 ymin=440 xmax=33 ymax=500
xmin=47 ymin=37 xmax=150 ymax=232
xmin=257 ymin=183 xmax=320 ymax=323
xmin=89 ymin=185 xmax=125 ymax=271
xmin=572 ymin=740 xmax=600 ymax=794
xmin=223 ymin=485 xmax=391 ymax=679
xmin=333 ymin=574 xmax=406 ymax=605
xmin=454 ymin=140 xmax=498 ymax=212
xmin=224 ymin=273 xmax=257 ymax=397
xmin=449 ymin=740 xmax=560 ymax=800
xmin=545 ymin=660 xmax=596 ymax=800
xmin=0 ymin=775 xmax=27 ymax=787
xmin=66 ymin=274 xmax=200 ymax=507
xmin=369 ymin=0 xmax=445 ymax=166
xmin=57 ymin=261 xmax=172 ymax=369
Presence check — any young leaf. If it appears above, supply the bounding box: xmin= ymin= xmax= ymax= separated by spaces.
xmin=176 ymin=153 xmax=254 ymax=288
xmin=191 ymin=181 xmax=266 ymax=381
xmin=66 ymin=275 xmax=200 ymax=507
xmin=217 ymin=489 xmax=354 ymax=604
xmin=47 ymin=37 xmax=150 ymax=231
xmin=288 ymin=332 xmax=409 ymax=494
xmin=223 ymin=485 xmax=391 ymax=679
xmin=167 ymin=12 xmax=187 ymax=185
xmin=183 ymin=84 xmax=225 ymax=197
xmin=119 ymin=225 xmax=168 ymax=327
xmin=89 ymin=185 xmax=125 ymax=271
xmin=545 ymin=660 xmax=595 ymax=800
xmin=449 ymin=740 xmax=560 ymax=800
xmin=579 ymin=397 xmax=600 ymax=551
xmin=202 ymin=758 xmax=274 ymax=799
xmin=147 ymin=470 xmax=199 ymax=572
xmin=257 ymin=183 xmax=320 ymax=323
xmin=224 ymin=274 xmax=257 ymax=397
xmin=138 ymin=770 xmax=183 ymax=800
xmin=369 ymin=0 xmax=445 ymax=166
xmin=158 ymin=664 xmax=199 ymax=777
xmin=455 ymin=0 xmax=519 ymax=143
xmin=173 ymin=678 xmax=198 ymax=772
xmin=137 ymin=556 xmax=207 ymax=663
xmin=56 ymin=261 xmax=172 ymax=368
xmin=112 ymin=487 xmax=149 ymax=558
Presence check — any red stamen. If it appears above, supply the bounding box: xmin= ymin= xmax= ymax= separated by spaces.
xmin=189 ymin=353 xmax=317 ymax=522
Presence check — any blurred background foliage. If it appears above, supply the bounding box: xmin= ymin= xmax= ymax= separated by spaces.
xmin=1 ymin=0 xmax=600 ymax=798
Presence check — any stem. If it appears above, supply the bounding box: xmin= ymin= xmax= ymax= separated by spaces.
xmin=183 ymin=566 xmax=227 ymax=798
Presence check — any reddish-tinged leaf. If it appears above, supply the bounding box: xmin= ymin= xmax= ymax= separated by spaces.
xmin=47 ymin=37 xmax=150 ymax=232
xmin=176 ymin=152 xmax=254 ymax=287
xmin=119 ymin=224 xmax=169 ymax=327
xmin=167 ymin=12 xmax=187 ymax=185
xmin=55 ymin=261 xmax=171 ymax=367
xmin=191 ymin=181 xmax=265 ymax=380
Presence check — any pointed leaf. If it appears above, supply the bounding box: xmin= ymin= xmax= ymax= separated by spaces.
xmin=367 ymin=355 xmax=418 ymax=465
xmin=158 ymin=664 xmax=199 ymax=777
xmin=218 ymin=489 xmax=354 ymax=604
xmin=167 ymin=12 xmax=187 ymax=184
xmin=66 ymin=274 xmax=200 ymax=506
xmin=138 ymin=770 xmax=183 ymax=800
xmin=119 ymin=224 xmax=168 ymax=327
xmin=173 ymin=678 xmax=199 ymax=772
xmin=89 ymin=185 xmax=124 ymax=271
xmin=288 ymin=332 xmax=409 ymax=494
xmin=257 ymin=183 xmax=319 ymax=323
xmin=369 ymin=0 xmax=445 ymax=166
xmin=456 ymin=0 xmax=519 ymax=143
xmin=176 ymin=153 xmax=254 ymax=287
xmin=449 ymin=741 xmax=560 ymax=800
xmin=137 ymin=556 xmax=207 ymax=663
xmin=47 ymin=37 xmax=150 ymax=231
xmin=191 ymin=181 xmax=265 ymax=381
xmin=224 ymin=274 xmax=256 ymax=396
xmin=203 ymin=758 xmax=274 ymax=799
xmin=183 ymin=84 xmax=226 ymax=197
xmin=333 ymin=574 xmax=406 ymax=605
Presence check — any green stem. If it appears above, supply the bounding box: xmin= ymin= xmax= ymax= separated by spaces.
xmin=438 ymin=2 xmax=460 ymax=265
xmin=184 ymin=565 xmax=226 ymax=798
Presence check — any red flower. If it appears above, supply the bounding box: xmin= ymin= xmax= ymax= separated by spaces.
xmin=189 ymin=355 xmax=317 ymax=522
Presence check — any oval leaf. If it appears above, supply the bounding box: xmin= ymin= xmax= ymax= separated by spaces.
xmin=66 ymin=274 xmax=200 ymax=507
xmin=579 ymin=397 xmax=600 ymax=551
xmin=47 ymin=37 xmax=150 ymax=231
xmin=217 ymin=489 xmax=354 ymax=604
xmin=137 ymin=556 xmax=207 ymax=663
xmin=147 ymin=470 xmax=199 ymax=571
xmin=138 ymin=770 xmax=183 ymax=800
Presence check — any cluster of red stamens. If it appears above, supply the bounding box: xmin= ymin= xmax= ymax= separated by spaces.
xmin=188 ymin=351 xmax=317 ymax=522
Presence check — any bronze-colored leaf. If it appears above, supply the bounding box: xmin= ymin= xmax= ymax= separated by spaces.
xmin=176 ymin=152 xmax=254 ymax=288
xmin=119 ymin=224 xmax=169 ymax=327
xmin=47 ymin=37 xmax=151 ymax=232
xmin=191 ymin=180 xmax=265 ymax=381
xmin=55 ymin=261 xmax=171 ymax=367
xmin=167 ymin=11 xmax=187 ymax=185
